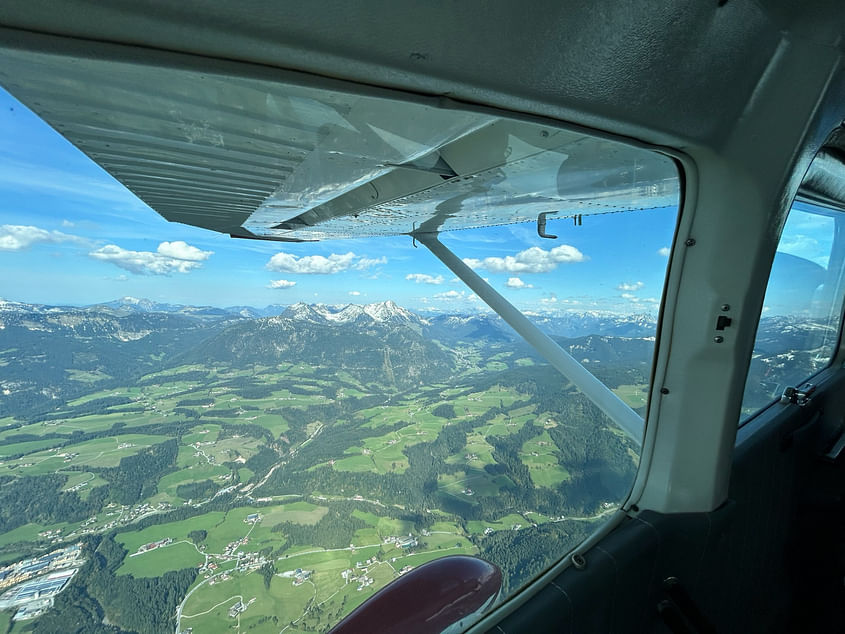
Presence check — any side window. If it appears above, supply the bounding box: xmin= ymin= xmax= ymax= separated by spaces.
xmin=740 ymin=201 xmax=845 ymax=420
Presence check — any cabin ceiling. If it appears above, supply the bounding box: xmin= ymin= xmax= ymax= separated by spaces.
xmin=1 ymin=1 xmax=842 ymax=150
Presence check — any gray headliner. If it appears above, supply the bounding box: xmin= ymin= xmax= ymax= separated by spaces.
xmin=0 ymin=0 xmax=788 ymax=147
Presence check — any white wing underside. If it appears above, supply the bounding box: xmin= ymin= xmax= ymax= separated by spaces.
xmin=0 ymin=46 xmax=678 ymax=242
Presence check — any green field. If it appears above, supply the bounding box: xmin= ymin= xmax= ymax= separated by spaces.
xmin=182 ymin=568 xmax=314 ymax=633
xmin=66 ymin=368 xmax=112 ymax=382
xmin=179 ymin=532 xmax=435 ymax=634
xmin=58 ymin=434 xmax=171 ymax=468
xmin=116 ymin=513 xmax=228 ymax=556
xmin=351 ymin=511 xmax=415 ymax=537
xmin=184 ymin=510 xmax=252 ymax=554
xmin=521 ymin=430 xmax=570 ymax=488
xmin=62 ymin=471 xmax=108 ymax=494
xmin=261 ymin=502 xmax=328 ymax=526
xmin=446 ymin=430 xmax=496 ymax=466
xmin=437 ymin=469 xmax=514 ymax=499
xmin=66 ymin=388 xmax=134 ymax=407
xmin=181 ymin=425 xmax=222 ymax=445
xmin=0 ymin=523 xmax=50 ymax=548
xmin=1 ymin=411 xmax=158 ymax=438
xmin=117 ymin=541 xmax=204 ymax=577
xmin=0 ymin=438 xmax=65 ymax=457
xmin=115 ymin=502 xmax=329 ymax=573
xmin=158 ymin=463 xmax=231 ymax=498
xmin=613 ymin=383 xmax=650 ymax=409
xmin=333 ymin=453 xmax=376 ymax=473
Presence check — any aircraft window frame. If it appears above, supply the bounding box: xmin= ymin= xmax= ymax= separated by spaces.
xmin=0 ymin=64 xmax=688 ymax=632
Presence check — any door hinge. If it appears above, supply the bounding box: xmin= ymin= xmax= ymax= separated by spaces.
xmin=780 ymin=383 xmax=816 ymax=407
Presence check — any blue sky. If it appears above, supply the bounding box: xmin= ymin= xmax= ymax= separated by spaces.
xmin=0 ymin=85 xmax=681 ymax=313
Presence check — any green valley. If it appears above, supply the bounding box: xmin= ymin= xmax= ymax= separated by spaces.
xmin=0 ymin=301 xmax=648 ymax=633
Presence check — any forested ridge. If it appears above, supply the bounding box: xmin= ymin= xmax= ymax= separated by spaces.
xmin=97 ymin=439 xmax=179 ymax=505
xmin=0 ymin=475 xmax=107 ymax=534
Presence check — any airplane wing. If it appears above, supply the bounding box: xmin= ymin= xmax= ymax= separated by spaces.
xmin=0 ymin=41 xmax=678 ymax=243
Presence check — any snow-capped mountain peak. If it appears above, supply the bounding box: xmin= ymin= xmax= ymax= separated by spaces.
xmin=363 ymin=300 xmax=418 ymax=323
xmin=281 ymin=302 xmax=325 ymax=323
xmin=280 ymin=300 xmax=427 ymax=328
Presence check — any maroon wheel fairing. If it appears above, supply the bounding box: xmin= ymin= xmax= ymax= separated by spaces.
xmin=330 ymin=555 xmax=502 ymax=634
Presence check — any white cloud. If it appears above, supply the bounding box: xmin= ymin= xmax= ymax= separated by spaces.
xmin=348 ymin=291 xmax=361 ymax=296
xmin=505 ymin=277 xmax=533 ymax=289
xmin=89 ymin=241 xmax=212 ymax=275
xmin=267 ymin=252 xmax=354 ymax=274
xmin=540 ymin=295 xmax=558 ymax=305
xmin=429 ymin=289 xmax=482 ymax=304
xmin=657 ymin=247 xmax=671 ymax=257
xmin=61 ymin=220 xmax=75 ymax=228
xmin=0 ymin=225 xmax=85 ymax=251
xmin=268 ymin=279 xmax=296 ymax=289
xmin=778 ymin=234 xmax=831 ymax=267
xmin=266 ymin=251 xmax=385 ymax=274
xmin=355 ymin=256 xmax=387 ymax=270
xmin=406 ymin=273 xmax=444 ymax=285
xmin=617 ymin=281 xmax=644 ymax=291
xmin=462 ymin=244 xmax=585 ymax=274
xmin=157 ymin=241 xmax=211 ymax=262
xmin=620 ymin=289 xmax=660 ymax=305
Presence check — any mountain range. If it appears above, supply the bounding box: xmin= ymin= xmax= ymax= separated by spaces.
xmin=0 ymin=297 xmax=663 ymax=418
xmin=0 ymin=297 xmax=661 ymax=339
xmin=0 ymin=296 xmax=825 ymax=422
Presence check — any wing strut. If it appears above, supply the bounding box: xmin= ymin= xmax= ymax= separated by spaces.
xmin=415 ymin=232 xmax=644 ymax=444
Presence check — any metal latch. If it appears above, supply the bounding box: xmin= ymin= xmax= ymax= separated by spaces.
xmin=780 ymin=383 xmax=816 ymax=407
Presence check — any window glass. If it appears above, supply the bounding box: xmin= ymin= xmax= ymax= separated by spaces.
xmin=741 ymin=201 xmax=845 ymax=420
xmin=0 ymin=84 xmax=678 ymax=632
